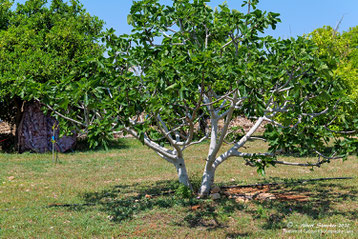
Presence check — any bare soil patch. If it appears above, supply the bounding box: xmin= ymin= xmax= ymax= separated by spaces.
xmin=222 ymin=185 xmax=310 ymax=202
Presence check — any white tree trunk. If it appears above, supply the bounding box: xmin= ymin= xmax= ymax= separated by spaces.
xmin=198 ymin=117 xmax=265 ymax=197
xmin=174 ymin=157 xmax=192 ymax=190
xmin=199 ymin=161 xmax=216 ymax=196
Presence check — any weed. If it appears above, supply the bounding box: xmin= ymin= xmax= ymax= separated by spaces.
xmin=256 ymin=205 xmax=269 ymax=219
xmin=175 ymin=184 xmax=193 ymax=199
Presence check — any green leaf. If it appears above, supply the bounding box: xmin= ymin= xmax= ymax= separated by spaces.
xmin=165 ymin=83 xmax=179 ymax=91
xmin=127 ymin=14 xmax=133 ymax=25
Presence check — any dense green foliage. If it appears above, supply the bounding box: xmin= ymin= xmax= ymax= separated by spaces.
xmin=309 ymin=26 xmax=358 ymax=117
xmin=0 ymin=0 xmax=104 ymax=130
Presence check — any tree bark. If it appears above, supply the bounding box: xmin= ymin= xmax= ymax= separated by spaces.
xmin=174 ymin=157 xmax=192 ymax=190
xmin=199 ymin=161 xmax=216 ymax=196
xmin=14 ymin=98 xmax=24 ymax=152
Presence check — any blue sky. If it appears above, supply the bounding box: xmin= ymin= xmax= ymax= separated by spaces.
xmin=14 ymin=0 xmax=358 ymax=38
xmin=83 ymin=0 xmax=358 ymax=38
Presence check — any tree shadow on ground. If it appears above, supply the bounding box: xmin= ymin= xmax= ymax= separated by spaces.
xmin=0 ymin=133 xmax=16 ymax=153
xmin=71 ymin=138 xmax=130 ymax=153
xmin=0 ymin=136 xmax=130 ymax=154
xmin=61 ymin=180 xmax=239 ymax=230
xmin=55 ymin=178 xmax=357 ymax=234
xmin=74 ymin=180 xmax=213 ymax=223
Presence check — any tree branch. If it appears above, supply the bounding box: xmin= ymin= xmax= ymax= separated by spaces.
xmin=182 ymin=134 xmax=209 ymax=150
xmin=42 ymin=103 xmax=87 ymax=127
xmin=324 ymin=126 xmax=357 ymax=135
xmin=124 ymin=127 xmax=177 ymax=160
xmin=212 ymin=117 xmax=265 ymax=168
xmin=236 ymin=150 xmax=343 ymax=168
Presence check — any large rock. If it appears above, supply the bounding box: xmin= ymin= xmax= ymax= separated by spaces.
xmin=211 ymin=186 xmax=221 ymax=194
xmin=210 ymin=193 xmax=221 ymax=200
xmin=18 ymin=102 xmax=76 ymax=153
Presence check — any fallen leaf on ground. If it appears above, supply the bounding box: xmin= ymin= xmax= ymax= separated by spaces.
xmin=191 ymin=205 xmax=202 ymax=211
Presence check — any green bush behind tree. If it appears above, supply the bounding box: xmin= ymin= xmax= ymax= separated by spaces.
xmin=309 ymin=25 xmax=358 ymax=121
xmin=0 ymin=0 xmax=104 ymax=139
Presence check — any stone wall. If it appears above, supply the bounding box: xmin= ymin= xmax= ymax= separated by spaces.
xmin=0 ymin=121 xmax=14 ymax=134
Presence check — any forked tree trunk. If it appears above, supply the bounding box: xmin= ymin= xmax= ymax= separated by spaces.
xmin=174 ymin=157 xmax=192 ymax=190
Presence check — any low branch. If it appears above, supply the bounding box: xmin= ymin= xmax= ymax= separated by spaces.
xmin=157 ymin=115 xmax=174 ymax=140
xmin=212 ymin=117 xmax=266 ymax=168
xmin=249 ymin=137 xmax=267 ymax=142
xmin=201 ymin=89 xmax=236 ymax=106
xmin=155 ymin=151 xmax=175 ymax=164
xmin=42 ymin=103 xmax=87 ymax=127
xmin=218 ymin=108 xmax=230 ymax=119
xmin=182 ymin=134 xmax=209 ymax=150
xmin=124 ymin=127 xmax=177 ymax=160
xmin=324 ymin=127 xmax=357 ymax=135
xmin=156 ymin=115 xmax=183 ymax=156
xmin=213 ymin=91 xmax=238 ymax=158
xmin=314 ymin=150 xmax=342 ymax=160
xmin=270 ymin=160 xmax=323 ymax=167
xmin=263 ymin=116 xmax=284 ymax=127
xmin=302 ymin=107 xmax=329 ymax=118
xmin=164 ymin=123 xmax=187 ymax=138
xmin=263 ymin=115 xmax=302 ymax=129
xmin=271 ymin=86 xmax=294 ymax=93
xmin=302 ymin=100 xmax=339 ymax=119
xmin=232 ymin=151 xmax=273 ymax=158
xmin=237 ymin=150 xmax=344 ymax=168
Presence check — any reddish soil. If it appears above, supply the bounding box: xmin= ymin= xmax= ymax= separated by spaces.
xmin=221 ymin=185 xmax=310 ymax=202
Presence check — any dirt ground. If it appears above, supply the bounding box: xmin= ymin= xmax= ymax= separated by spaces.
xmin=225 ymin=116 xmax=266 ymax=133
xmin=221 ymin=185 xmax=310 ymax=203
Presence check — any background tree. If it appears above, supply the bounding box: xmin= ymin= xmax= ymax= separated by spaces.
xmin=44 ymin=0 xmax=357 ymax=196
xmin=309 ymin=26 xmax=358 ymax=129
xmin=0 ymin=0 xmax=104 ymax=145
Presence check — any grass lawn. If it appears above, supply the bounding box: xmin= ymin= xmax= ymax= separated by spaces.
xmin=0 ymin=139 xmax=357 ymax=238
